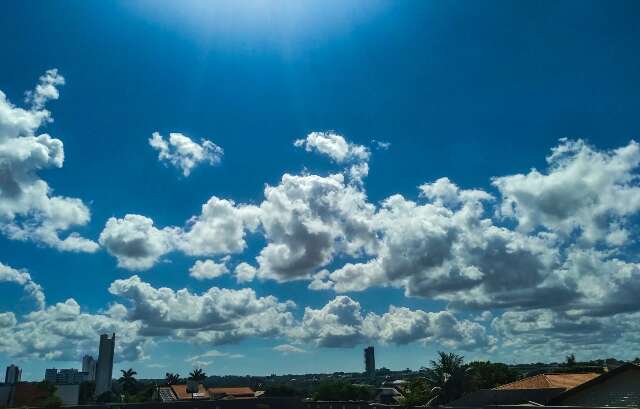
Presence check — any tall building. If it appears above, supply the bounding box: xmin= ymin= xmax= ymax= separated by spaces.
xmin=82 ymin=355 xmax=97 ymax=381
xmin=45 ymin=368 xmax=58 ymax=383
xmin=44 ymin=368 xmax=87 ymax=384
xmin=95 ymin=333 xmax=115 ymax=396
xmin=364 ymin=346 xmax=375 ymax=376
xmin=5 ymin=364 xmax=21 ymax=384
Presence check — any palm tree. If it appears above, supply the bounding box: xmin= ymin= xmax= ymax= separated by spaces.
xmin=188 ymin=368 xmax=206 ymax=382
xmin=165 ymin=372 xmax=181 ymax=385
xmin=422 ymin=352 xmax=469 ymax=405
xmin=118 ymin=368 xmax=138 ymax=398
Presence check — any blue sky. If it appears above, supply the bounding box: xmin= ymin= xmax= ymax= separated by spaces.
xmin=1 ymin=0 xmax=640 ymax=381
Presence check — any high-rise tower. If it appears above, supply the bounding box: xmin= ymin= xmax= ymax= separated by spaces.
xmin=364 ymin=346 xmax=375 ymax=376
xmin=95 ymin=333 xmax=115 ymax=396
xmin=5 ymin=364 xmax=21 ymax=384
xmin=82 ymin=355 xmax=97 ymax=381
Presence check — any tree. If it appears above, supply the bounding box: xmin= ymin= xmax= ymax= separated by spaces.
xmin=264 ymin=384 xmax=300 ymax=397
xmin=422 ymin=351 xmax=470 ymax=405
xmin=78 ymin=381 xmax=96 ymax=404
xmin=565 ymin=354 xmax=577 ymax=366
xmin=312 ymin=379 xmax=372 ymax=401
xmin=467 ymin=361 xmax=519 ymax=390
xmin=399 ymin=378 xmax=430 ymax=406
xmin=189 ymin=368 xmax=207 ymax=382
xmin=119 ymin=368 xmax=139 ymax=398
xmin=165 ymin=372 xmax=181 ymax=385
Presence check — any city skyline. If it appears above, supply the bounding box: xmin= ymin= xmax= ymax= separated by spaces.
xmin=2 ymin=0 xmax=640 ymax=381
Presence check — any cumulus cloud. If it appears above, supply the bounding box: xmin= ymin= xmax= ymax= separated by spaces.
xmin=108 ymin=275 xmax=295 ymax=344
xmin=0 ymin=69 xmax=97 ymax=252
xmin=256 ymin=173 xmax=376 ymax=281
xmin=292 ymin=296 xmax=495 ymax=350
xmin=99 ymin=214 xmax=178 ymax=271
xmin=295 ymin=132 xmax=369 ymax=164
xmin=316 ymin=178 xmax=563 ymax=313
xmin=189 ymin=258 xmax=229 ymax=280
xmin=295 ymin=132 xmax=371 ymax=184
xmin=149 ymin=132 xmax=223 ymax=177
xmin=493 ymin=139 xmax=640 ymax=245
xmin=0 ymin=262 xmax=45 ymax=309
xmin=0 ymin=299 xmax=146 ymax=362
xmin=99 ymin=197 xmax=260 ymax=271
xmin=234 ymin=262 xmax=257 ymax=283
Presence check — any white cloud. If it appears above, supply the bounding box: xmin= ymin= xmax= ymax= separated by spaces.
xmin=493 ymin=139 xmax=640 ymax=245
xmin=256 ymin=173 xmax=376 ymax=282
xmin=273 ymin=344 xmax=305 ymax=354
xmin=291 ymin=296 xmax=494 ymax=350
xmin=149 ymin=132 xmax=223 ymax=177
xmin=0 ymin=262 xmax=45 ymax=310
xmin=234 ymin=262 xmax=257 ymax=283
xmin=99 ymin=214 xmax=178 ymax=271
xmin=0 ymin=298 xmax=146 ymax=362
xmin=99 ymin=197 xmax=260 ymax=271
xmin=294 ymin=132 xmax=369 ymax=164
xmin=0 ymin=69 xmax=97 ymax=252
xmin=189 ymin=258 xmax=230 ymax=280
xmin=108 ymin=275 xmax=295 ymax=344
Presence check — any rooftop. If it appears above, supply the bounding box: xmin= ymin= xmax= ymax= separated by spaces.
xmin=495 ymin=372 xmax=600 ymax=390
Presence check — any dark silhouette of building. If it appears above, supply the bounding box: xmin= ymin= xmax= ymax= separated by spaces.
xmin=4 ymin=365 xmax=21 ymax=384
xmin=95 ymin=333 xmax=115 ymax=395
xmin=364 ymin=346 xmax=375 ymax=376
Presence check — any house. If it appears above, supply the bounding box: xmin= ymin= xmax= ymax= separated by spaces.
xmin=495 ymin=372 xmax=599 ymax=390
xmin=448 ymin=372 xmax=599 ymax=406
xmin=208 ymin=386 xmax=256 ymax=399
xmin=550 ymin=363 xmax=640 ymax=407
xmin=170 ymin=383 xmax=210 ymax=400
xmin=374 ymin=386 xmax=404 ymax=404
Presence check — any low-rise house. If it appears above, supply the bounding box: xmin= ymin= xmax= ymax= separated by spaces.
xmin=550 ymin=363 xmax=640 ymax=407
xmin=374 ymin=386 xmax=404 ymax=404
xmin=448 ymin=372 xmax=599 ymax=406
xmin=170 ymin=383 xmax=210 ymax=400
xmin=208 ymin=386 xmax=256 ymax=399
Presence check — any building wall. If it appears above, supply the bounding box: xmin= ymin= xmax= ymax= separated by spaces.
xmin=95 ymin=333 xmax=115 ymax=395
xmin=560 ymin=369 xmax=640 ymax=407
xmin=0 ymin=385 xmax=12 ymax=406
xmin=56 ymin=384 xmax=80 ymax=406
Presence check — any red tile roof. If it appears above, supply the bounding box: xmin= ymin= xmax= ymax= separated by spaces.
xmin=208 ymin=387 xmax=255 ymax=399
xmin=170 ymin=384 xmax=210 ymax=400
xmin=495 ymin=373 xmax=599 ymax=390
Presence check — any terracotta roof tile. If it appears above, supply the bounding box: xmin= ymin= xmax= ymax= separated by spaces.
xmin=495 ymin=373 xmax=599 ymax=390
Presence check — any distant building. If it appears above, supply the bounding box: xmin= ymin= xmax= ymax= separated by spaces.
xmin=45 ymin=368 xmax=58 ymax=383
xmin=4 ymin=365 xmax=21 ymax=384
xmin=82 ymin=355 xmax=97 ymax=381
xmin=95 ymin=333 xmax=115 ymax=396
xmin=44 ymin=368 xmax=88 ymax=385
xmin=364 ymin=346 xmax=375 ymax=376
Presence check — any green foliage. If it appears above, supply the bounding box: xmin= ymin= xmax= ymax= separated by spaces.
xmin=96 ymin=391 xmax=116 ymax=403
xmin=264 ymin=384 xmax=300 ymax=397
xmin=128 ymin=383 xmax=157 ymax=403
xmin=466 ymin=361 xmax=519 ymax=390
xmin=399 ymin=378 xmax=430 ymax=406
xmin=312 ymin=379 xmax=372 ymax=401
xmin=119 ymin=368 xmax=139 ymax=399
xmin=165 ymin=372 xmax=181 ymax=385
xmin=189 ymin=368 xmax=207 ymax=382
xmin=40 ymin=395 xmax=63 ymax=409
xmin=565 ymin=353 xmax=577 ymax=366
xmin=422 ymin=351 xmax=470 ymax=405
xmin=78 ymin=381 xmax=96 ymax=404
